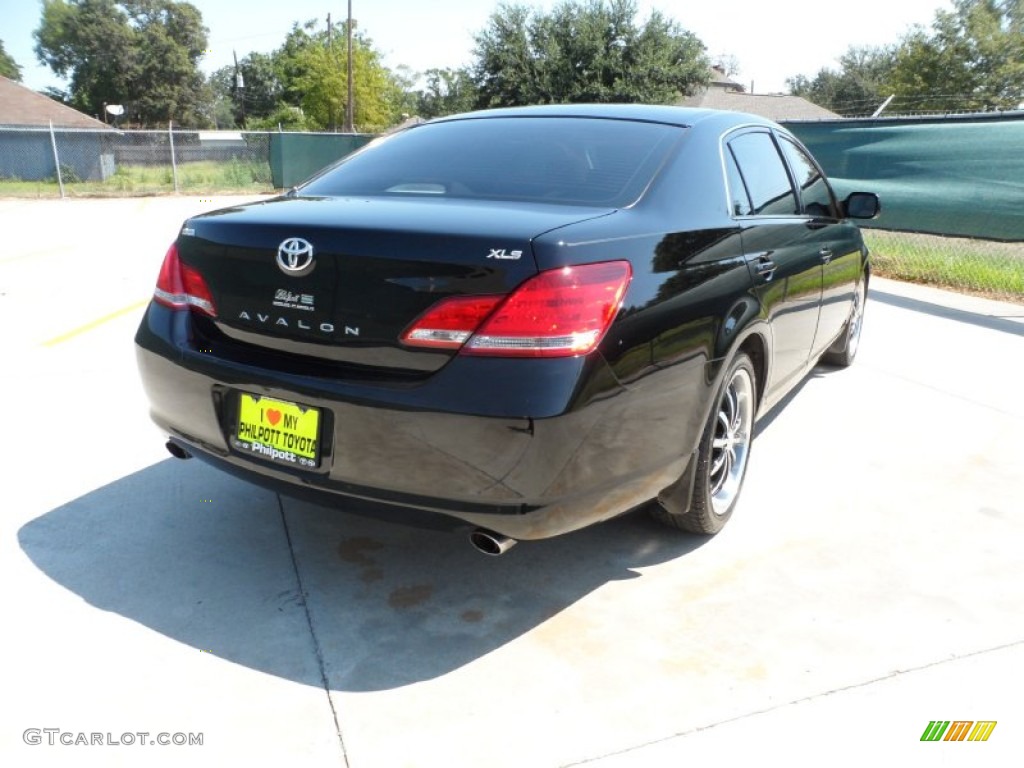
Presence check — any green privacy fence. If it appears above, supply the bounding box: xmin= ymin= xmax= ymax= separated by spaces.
xmin=783 ymin=113 xmax=1024 ymax=242
xmin=268 ymin=132 xmax=373 ymax=189
xmin=784 ymin=113 xmax=1024 ymax=301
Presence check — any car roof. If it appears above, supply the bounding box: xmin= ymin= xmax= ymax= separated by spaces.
xmin=430 ymin=103 xmax=779 ymax=130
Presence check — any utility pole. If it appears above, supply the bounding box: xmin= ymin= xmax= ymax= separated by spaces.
xmin=233 ymin=49 xmax=245 ymax=127
xmin=327 ymin=13 xmax=335 ymax=131
xmin=345 ymin=0 xmax=355 ymax=133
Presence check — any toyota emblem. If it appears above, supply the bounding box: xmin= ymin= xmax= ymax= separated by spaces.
xmin=276 ymin=238 xmax=315 ymax=276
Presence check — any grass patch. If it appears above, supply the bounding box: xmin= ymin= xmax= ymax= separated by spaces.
xmin=0 ymin=159 xmax=275 ymax=198
xmin=863 ymin=229 xmax=1024 ymax=302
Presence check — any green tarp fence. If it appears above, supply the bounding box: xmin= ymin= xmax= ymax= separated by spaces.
xmin=782 ymin=113 xmax=1024 ymax=241
xmin=269 ymin=132 xmax=373 ymax=189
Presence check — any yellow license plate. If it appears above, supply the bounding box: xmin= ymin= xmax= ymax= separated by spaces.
xmin=235 ymin=393 xmax=320 ymax=468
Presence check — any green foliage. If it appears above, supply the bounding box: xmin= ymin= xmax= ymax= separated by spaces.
xmin=471 ymin=0 xmax=709 ymax=107
xmin=0 ymin=160 xmax=275 ymax=197
xmin=886 ymin=0 xmax=1024 ymax=112
xmin=247 ymin=104 xmax=312 ymax=132
xmin=56 ymin=163 xmax=82 ymax=183
xmin=415 ymin=68 xmax=478 ymax=119
xmin=34 ymin=0 xmax=210 ymax=127
xmin=272 ymin=20 xmax=407 ymax=131
xmin=40 ymin=86 xmax=72 ymax=104
xmin=0 ymin=39 xmax=23 ymax=81
xmin=864 ymin=230 xmax=1024 ymax=300
xmin=203 ymin=18 xmax=411 ymax=132
xmin=788 ymin=0 xmax=1024 ymax=114
xmin=209 ymin=52 xmax=284 ymax=128
xmin=787 ymin=46 xmax=897 ymax=116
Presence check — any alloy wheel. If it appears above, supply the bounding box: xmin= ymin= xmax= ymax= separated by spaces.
xmin=846 ymin=282 xmax=866 ymax=360
xmin=709 ymin=367 xmax=754 ymax=516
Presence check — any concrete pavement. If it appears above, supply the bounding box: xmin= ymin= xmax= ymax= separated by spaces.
xmin=1 ymin=197 xmax=1021 ymax=767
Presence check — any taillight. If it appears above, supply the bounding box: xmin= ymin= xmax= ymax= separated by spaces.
xmin=401 ymin=261 xmax=631 ymax=358
xmin=153 ymin=243 xmax=217 ymax=317
xmin=400 ymin=295 xmax=505 ymax=349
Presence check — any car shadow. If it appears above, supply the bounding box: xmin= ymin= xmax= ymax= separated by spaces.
xmin=753 ymin=367 xmax=827 ymax=438
xmin=870 ymin=288 xmax=1024 ymax=337
xmin=18 ymin=458 xmax=707 ymax=693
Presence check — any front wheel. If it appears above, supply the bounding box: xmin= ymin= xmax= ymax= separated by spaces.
xmin=822 ymin=278 xmax=867 ymax=367
xmin=652 ymin=352 xmax=757 ymax=534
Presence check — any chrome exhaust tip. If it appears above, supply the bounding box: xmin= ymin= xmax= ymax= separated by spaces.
xmin=469 ymin=528 xmax=518 ymax=556
xmin=165 ymin=440 xmax=192 ymax=460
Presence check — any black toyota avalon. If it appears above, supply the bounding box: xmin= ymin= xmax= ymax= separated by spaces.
xmin=135 ymin=105 xmax=879 ymax=554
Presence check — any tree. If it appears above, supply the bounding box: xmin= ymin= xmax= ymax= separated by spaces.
xmin=886 ymin=0 xmax=1024 ymax=112
xmin=415 ymin=68 xmax=478 ymax=118
xmin=209 ymin=52 xmax=284 ymax=128
xmin=0 ymin=39 xmax=23 ymax=81
xmin=787 ymin=46 xmax=897 ymax=116
xmin=471 ymin=0 xmax=709 ymax=108
xmin=34 ymin=0 xmax=210 ymax=126
xmin=272 ymin=20 xmax=408 ymax=131
xmin=40 ymin=86 xmax=73 ymax=105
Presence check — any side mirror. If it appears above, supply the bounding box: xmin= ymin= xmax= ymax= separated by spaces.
xmin=843 ymin=192 xmax=880 ymax=220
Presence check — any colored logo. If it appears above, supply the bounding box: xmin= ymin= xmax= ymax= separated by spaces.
xmin=276 ymin=238 xmax=315 ymax=276
xmin=921 ymin=721 xmax=997 ymax=742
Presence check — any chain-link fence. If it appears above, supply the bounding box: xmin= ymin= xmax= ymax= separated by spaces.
xmin=0 ymin=127 xmax=275 ymax=197
xmin=863 ymin=230 xmax=1024 ymax=303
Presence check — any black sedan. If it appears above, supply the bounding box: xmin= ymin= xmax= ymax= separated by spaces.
xmin=136 ymin=105 xmax=878 ymax=555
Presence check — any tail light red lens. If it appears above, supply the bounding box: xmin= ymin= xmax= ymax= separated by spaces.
xmin=401 ymin=260 xmax=631 ymax=358
xmin=153 ymin=243 xmax=217 ymax=317
xmin=401 ymin=295 xmax=505 ymax=349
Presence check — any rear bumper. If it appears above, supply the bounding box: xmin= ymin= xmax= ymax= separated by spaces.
xmin=135 ymin=303 xmax=706 ymax=540
xmin=165 ymin=434 xmax=691 ymax=540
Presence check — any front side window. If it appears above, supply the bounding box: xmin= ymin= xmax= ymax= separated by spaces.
xmin=727 ymin=131 xmax=798 ymax=216
xmin=778 ymin=136 xmax=838 ymax=218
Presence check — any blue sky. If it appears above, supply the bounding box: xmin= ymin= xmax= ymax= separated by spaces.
xmin=4 ymin=0 xmax=950 ymax=96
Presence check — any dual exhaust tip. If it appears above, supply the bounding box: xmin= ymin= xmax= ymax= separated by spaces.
xmin=166 ymin=440 xmax=517 ymax=555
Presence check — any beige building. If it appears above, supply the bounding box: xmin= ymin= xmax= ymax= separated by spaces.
xmin=679 ymin=66 xmax=839 ymax=121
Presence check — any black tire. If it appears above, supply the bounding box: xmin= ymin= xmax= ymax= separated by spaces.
xmin=651 ymin=352 xmax=757 ymax=534
xmin=821 ymin=278 xmax=867 ymax=367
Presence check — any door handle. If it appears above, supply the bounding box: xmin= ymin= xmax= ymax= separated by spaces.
xmin=754 ymin=254 xmax=777 ymax=281
xmin=819 ymin=248 xmax=833 ymax=264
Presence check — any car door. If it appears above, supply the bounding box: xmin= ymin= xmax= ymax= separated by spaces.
xmin=726 ymin=129 xmax=822 ymax=399
xmin=776 ymin=134 xmax=863 ymax=356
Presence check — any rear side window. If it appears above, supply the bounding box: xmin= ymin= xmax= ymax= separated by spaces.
xmin=724 ymin=147 xmax=753 ymax=216
xmin=778 ymin=136 xmax=838 ymax=218
xmin=727 ymin=131 xmax=798 ymax=216
xmin=299 ymin=117 xmax=683 ymax=207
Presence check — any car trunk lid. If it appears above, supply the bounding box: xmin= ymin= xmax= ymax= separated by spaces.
xmin=178 ymin=195 xmax=614 ymax=374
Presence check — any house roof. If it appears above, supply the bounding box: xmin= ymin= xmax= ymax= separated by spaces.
xmin=709 ymin=66 xmax=745 ymax=91
xmin=0 ymin=76 xmax=111 ymax=129
xmin=679 ymin=88 xmax=840 ymax=121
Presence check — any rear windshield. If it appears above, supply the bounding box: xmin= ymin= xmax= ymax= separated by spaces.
xmin=299 ymin=117 xmax=683 ymax=207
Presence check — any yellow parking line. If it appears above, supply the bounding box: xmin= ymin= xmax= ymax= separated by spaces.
xmin=42 ymin=299 xmax=149 ymax=347
xmin=1 ymin=245 xmax=69 ymax=265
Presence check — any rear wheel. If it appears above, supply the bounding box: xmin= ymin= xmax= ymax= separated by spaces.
xmin=652 ymin=352 xmax=757 ymax=534
xmin=822 ymin=278 xmax=867 ymax=367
